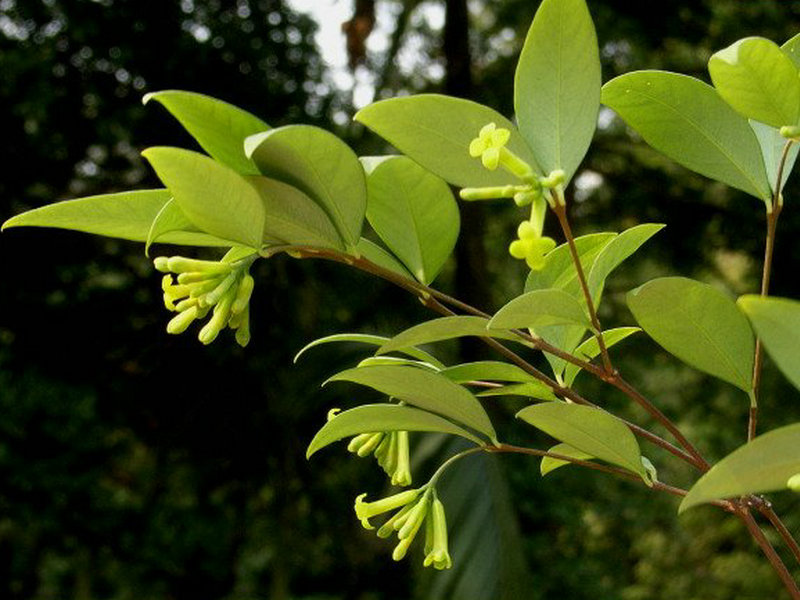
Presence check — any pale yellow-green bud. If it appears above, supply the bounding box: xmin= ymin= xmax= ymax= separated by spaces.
xmin=167 ymin=256 xmax=232 ymax=274
xmin=234 ymin=306 xmax=251 ymax=347
xmin=166 ymin=305 xmax=199 ymax=335
xmin=198 ymin=293 xmax=234 ymax=345
xmin=154 ymin=256 xmax=170 ymax=272
xmin=232 ymin=273 xmax=255 ymax=314
xmin=788 ymin=473 xmax=800 ymax=492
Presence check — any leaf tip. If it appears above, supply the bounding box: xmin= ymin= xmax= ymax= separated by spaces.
xmin=141 ymin=91 xmax=157 ymax=106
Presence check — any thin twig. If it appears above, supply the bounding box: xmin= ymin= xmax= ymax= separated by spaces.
xmin=737 ymin=507 xmax=800 ymax=599
xmin=759 ymin=503 xmax=800 ymax=567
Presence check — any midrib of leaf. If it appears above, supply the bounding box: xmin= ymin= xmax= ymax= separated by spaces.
xmin=630 ymin=85 xmax=767 ymax=200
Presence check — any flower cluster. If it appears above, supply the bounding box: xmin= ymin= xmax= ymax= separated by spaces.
xmin=354 ymin=486 xmax=452 ymax=569
xmin=348 ymin=430 xmax=412 ymax=486
xmin=154 ymin=251 xmax=256 ymax=347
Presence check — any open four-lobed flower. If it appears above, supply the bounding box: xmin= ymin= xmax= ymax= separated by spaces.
xmin=154 ymin=252 xmax=256 ymax=347
xmin=508 ymin=220 xmax=556 ymax=271
xmin=469 ymin=122 xmax=511 ymax=171
xmin=354 ymin=486 xmax=452 ymax=569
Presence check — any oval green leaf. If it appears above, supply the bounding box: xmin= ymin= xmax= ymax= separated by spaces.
xmin=145 ymin=197 xmax=238 ymax=254
xmin=680 ymin=423 xmax=800 ymax=512
xmin=738 ymin=295 xmax=800 ymax=392
xmin=245 ymin=125 xmax=365 ymax=251
xmin=247 ymin=176 xmax=344 ymax=250
xmin=517 ymin=402 xmax=645 ymax=477
xmin=587 ymin=223 xmax=665 ymax=302
xmin=563 ymin=327 xmax=640 ymax=387
xmin=326 ymin=365 xmax=496 ymax=441
xmin=378 ymin=316 xmax=524 ymax=356
xmin=354 ymin=94 xmax=541 ymax=187
xmin=540 ymin=443 xmax=594 ymax=476
xmin=142 ymin=147 xmax=266 ymax=249
xmin=515 ymin=0 xmax=600 ymax=182
xmin=306 ymin=404 xmax=483 ymax=458
xmin=1 ymin=189 xmax=230 ymax=247
xmin=441 ymin=361 xmax=543 ymax=384
xmin=602 ymin=71 xmax=771 ymax=202
xmin=490 ymin=289 xmax=591 ymax=331
xmin=709 ymin=37 xmax=800 ymax=128
xmin=362 ymin=156 xmax=459 ymax=285
xmin=627 ymin=277 xmax=755 ymax=392
xmin=143 ymin=90 xmax=268 ymax=175
xmin=356 ymin=237 xmax=414 ymax=280
xmin=293 ymin=333 xmax=445 ymax=369
xmin=477 ymin=382 xmax=558 ymax=402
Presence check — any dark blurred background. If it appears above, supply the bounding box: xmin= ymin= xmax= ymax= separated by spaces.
xmin=2 ymin=1 xmax=800 ymax=598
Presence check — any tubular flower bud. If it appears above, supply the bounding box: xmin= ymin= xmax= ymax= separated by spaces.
xmin=508 ymin=220 xmax=556 ymax=271
xmin=153 ymin=250 xmax=257 ymax=347
xmin=346 ymin=429 xmax=413 ymax=487
xmin=355 ymin=486 xmax=451 ymax=569
xmin=788 ymin=473 xmax=800 ymax=492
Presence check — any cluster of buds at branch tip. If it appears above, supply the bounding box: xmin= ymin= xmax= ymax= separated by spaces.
xmin=327 ymin=409 xmax=412 ymax=486
xmin=354 ymin=485 xmax=452 ymax=569
xmin=154 ymin=249 xmax=256 ymax=347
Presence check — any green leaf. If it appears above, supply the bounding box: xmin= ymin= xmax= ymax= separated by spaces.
xmin=1 ymin=189 xmax=228 ymax=247
xmin=326 ymin=365 xmax=496 ymax=441
xmin=525 ymin=232 xmax=616 ymax=296
xmin=143 ymin=90 xmax=268 ymax=175
xmin=749 ymin=120 xmax=799 ymax=193
xmin=602 ymin=71 xmax=771 ymax=201
xmin=145 ymin=198 xmax=236 ymax=254
xmin=540 ymin=443 xmax=594 ymax=476
xmin=441 ymin=361 xmax=543 ymax=384
xmin=356 ymin=237 xmax=414 ymax=280
xmin=362 ymin=156 xmax=459 ymax=285
xmin=377 ymin=316 xmax=524 ymax=356
xmin=247 ymin=176 xmax=344 ymax=250
xmin=518 ymin=403 xmax=645 ymax=477
xmin=563 ymin=327 xmax=640 ymax=387
xmin=524 ymin=232 xmax=616 ymax=379
xmin=709 ymin=37 xmax=800 ymax=129
xmin=354 ymin=94 xmax=541 ymax=187
xmin=142 ymin=147 xmax=265 ymax=249
xmin=477 ymin=382 xmax=558 ymax=402
xmin=357 ymin=356 xmax=439 ymax=371
xmin=306 ymin=404 xmax=483 ymax=458
xmin=293 ymin=333 xmax=446 ymax=370
xmin=245 ymin=125 xmax=365 ymax=250
xmin=627 ymin=277 xmax=755 ymax=392
xmin=738 ymin=295 xmax=800 ymax=391
xmin=489 ymin=289 xmax=591 ymax=331
xmin=514 ymin=0 xmax=600 ymax=182
xmin=680 ymin=423 xmax=800 ymax=512
xmin=782 ymin=32 xmax=800 ymax=69
xmin=587 ymin=223 xmax=664 ymax=302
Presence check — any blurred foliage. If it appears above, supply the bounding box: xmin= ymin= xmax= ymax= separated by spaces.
xmin=2 ymin=0 xmax=800 ymax=599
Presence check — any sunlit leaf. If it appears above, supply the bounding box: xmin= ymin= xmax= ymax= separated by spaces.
xmin=245 ymin=125 xmax=365 ymax=250
xmin=563 ymin=327 xmax=641 ymax=387
xmin=540 ymin=443 xmax=594 ymax=476
xmin=145 ymin=197 xmax=238 ymax=254
xmin=355 ymin=94 xmax=541 ymax=187
xmin=680 ymin=423 xmax=800 ymax=512
xmin=294 ymin=333 xmax=445 ymax=369
xmin=2 ymin=189 xmax=228 ymax=247
xmin=306 ymin=404 xmax=483 ymax=458
xmin=362 ymin=156 xmax=459 ymax=285
xmin=587 ymin=223 xmax=664 ymax=302
xmin=490 ymin=289 xmax=591 ymax=331
xmin=737 ymin=295 xmax=800 ymax=391
xmin=143 ymin=90 xmax=268 ymax=174
xmin=142 ymin=147 xmax=265 ymax=248
xmin=248 ymin=176 xmax=344 ymax=250
xmin=749 ymin=121 xmax=799 ymax=193
xmin=327 ymin=365 xmax=496 ymax=441
xmin=627 ymin=277 xmax=755 ymax=392
xmin=602 ymin=71 xmax=771 ymax=201
xmin=708 ymin=37 xmax=800 ymax=128
xmin=517 ymin=402 xmax=645 ymax=477
xmin=515 ymin=0 xmax=600 ymax=182
xmin=377 ymin=316 xmax=523 ymax=356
